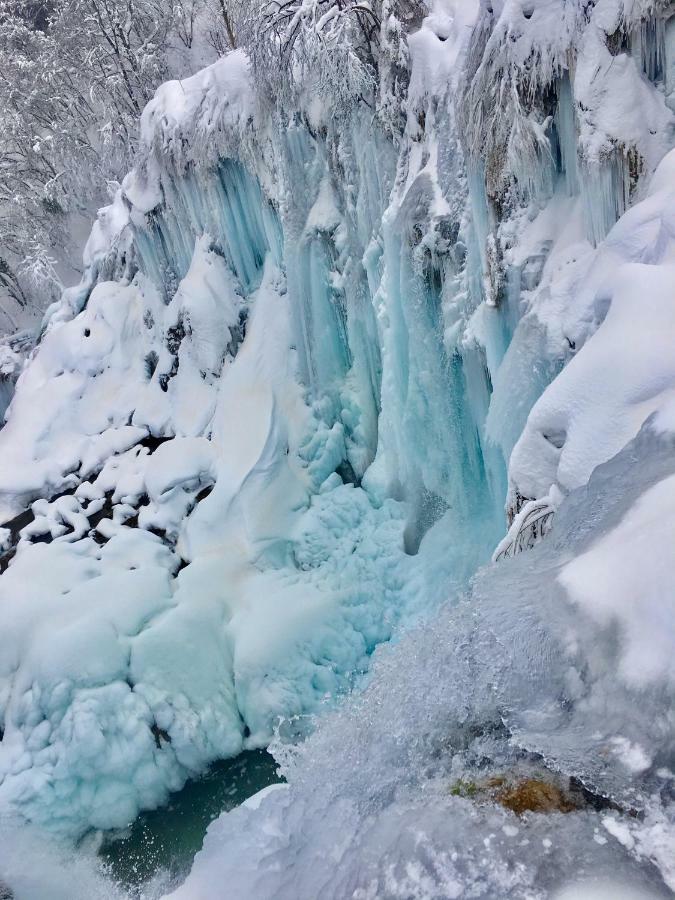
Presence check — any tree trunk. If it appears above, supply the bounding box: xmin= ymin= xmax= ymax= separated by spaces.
xmin=218 ymin=0 xmax=237 ymax=48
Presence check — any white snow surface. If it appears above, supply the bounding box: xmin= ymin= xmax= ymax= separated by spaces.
xmin=508 ymin=149 xmax=675 ymax=504
xmin=560 ymin=470 xmax=675 ymax=689
xmin=138 ymin=50 xmax=254 ymax=178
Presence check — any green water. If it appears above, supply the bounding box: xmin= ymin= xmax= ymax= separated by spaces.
xmin=98 ymin=750 xmax=282 ymax=892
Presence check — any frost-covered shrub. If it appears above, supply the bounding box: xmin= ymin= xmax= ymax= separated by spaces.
xmin=242 ymin=0 xmax=421 ymax=116
xmin=243 ymin=0 xmax=381 ymax=109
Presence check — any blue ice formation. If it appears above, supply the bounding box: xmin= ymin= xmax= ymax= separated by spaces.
xmin=0 ymin=13 xmax=673 ymax=898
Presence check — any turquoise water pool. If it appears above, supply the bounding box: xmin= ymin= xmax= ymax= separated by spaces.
xmin=98 ymin=751 xmax=282 ymax=894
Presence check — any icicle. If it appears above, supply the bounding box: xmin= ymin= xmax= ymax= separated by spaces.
xmin=553 ymin=73 xmax=579 ymax=197
xmin=633 ymin=16 xmax=666 ymax=84
xmin=580 ymin=151 xmax=630 ymax=247
xmin=133 ymin=160 xmax=282 ymax=298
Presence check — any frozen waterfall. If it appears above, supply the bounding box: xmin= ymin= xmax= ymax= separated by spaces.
xmin=0 ymin=1 xmax=674 ymax=898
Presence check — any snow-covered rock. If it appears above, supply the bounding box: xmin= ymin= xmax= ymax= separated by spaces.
xmin=508 ymin=148 xmax=675 ymax=508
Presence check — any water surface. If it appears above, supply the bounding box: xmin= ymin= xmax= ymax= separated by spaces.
xmin=99 ymin=750 xmax=282 ymax=893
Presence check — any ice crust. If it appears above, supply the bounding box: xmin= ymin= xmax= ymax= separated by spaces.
xmin=0 ymin=0 xmax=674 ymax=895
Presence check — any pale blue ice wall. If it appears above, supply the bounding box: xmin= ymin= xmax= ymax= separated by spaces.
xmin=125 ymin=102 xmax=525 ymax=576
xmin=134 ymin=159 xmax=283 ymax=298
xmin=125 ymin=21 xmax=670 ymax=577
xmin=122 ymin=4 xmax=675 ymax=572
xmin=127 ymin=3 xmax=675 ymax=576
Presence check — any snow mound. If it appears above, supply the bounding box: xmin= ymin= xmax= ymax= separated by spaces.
xmin=139 ymin=50 xmax=254 ymax=172
xmin=509 ymin=148 xmax=675 ymax=507
xmin=559 ymin=470 xmax=675 ymax=689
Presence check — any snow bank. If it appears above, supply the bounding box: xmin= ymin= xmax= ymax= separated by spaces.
xmin=559 ymin=470 xmax=675 ymax=688
xmin=509 ymin=149 xmax=675 ymax=506
xmin=0 ymin=275 xmax=158 ymax=521
xmin=0 ymin=235 xmax=412 ymax=837
xmin=139 ymin=50 xmax=254 ymax=172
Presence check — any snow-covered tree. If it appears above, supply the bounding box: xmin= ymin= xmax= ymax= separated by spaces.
xmin=0 ymin=0 xmax=415 ymax=326
xmin=243 ymin=0 xmax=421 ymax=114
xmin=243 ymin=0 xmax=382 ymax=107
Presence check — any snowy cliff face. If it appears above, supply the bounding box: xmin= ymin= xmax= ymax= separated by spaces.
xmin=0 ymin=1 xmax=674 ymax=896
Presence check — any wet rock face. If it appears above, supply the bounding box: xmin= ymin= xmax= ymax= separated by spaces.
xmin=494 ymin=778 xmax=580 ymax=815
xmin=450 ymin=774 xmax=576 ymax=812
xmin=449 ymin=765 xmax=620 ymax=818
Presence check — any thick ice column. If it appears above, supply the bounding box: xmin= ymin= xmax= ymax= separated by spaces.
xmin=278 ymin=119 xmax=388 ymax=477
xmin=665 ymin=15 xmax=675 ymax=112
xmin=554 ymin=74 xmax=580 ymax=197
xmin=580 ymin=148 xmax=632 ymax=247
xmin=367 ymin=213 xmax=506 ymax=557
